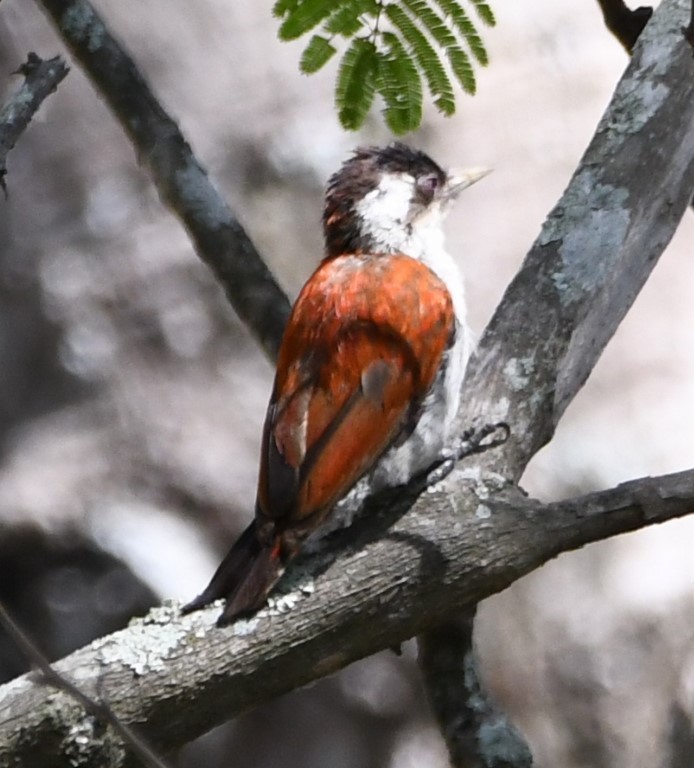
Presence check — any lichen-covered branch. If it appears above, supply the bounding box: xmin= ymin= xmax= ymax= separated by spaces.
xmin=34 ymin=0 xmax=291 ymax=360
xmin=455 ymin=0 xmax=694 ymax=481
xmin=0 ymin=603 xmax=169 ymax=768
xmin=0 ymin=52 xmax=69 ymax=195
xmin=420 ymin=0 xmax=693 ymax=762
xmin=0 ymin=468 xmax=693 ymax=766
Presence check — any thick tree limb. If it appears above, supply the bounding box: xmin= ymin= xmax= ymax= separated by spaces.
xmin=0 ymin=468 xmax=693 ymax=766
xmin=0 ymin=52 xmax=69 ymax=196
xmin=0 ymin=0 xmax=692 ymax=765
xmin=34 ymin=0 xmax=291 ymax=361
xmin=423 ymin=2 xmax=694 ymax=760
xmin=456 ymin=0 xmax=693 ymax=481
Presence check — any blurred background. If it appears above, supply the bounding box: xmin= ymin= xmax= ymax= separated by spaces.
xmin=1 ymin=1 xmax=693 ymax=766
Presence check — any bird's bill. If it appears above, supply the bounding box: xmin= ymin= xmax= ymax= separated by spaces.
xmin=445 ymin=167 xmax=492 ymax=197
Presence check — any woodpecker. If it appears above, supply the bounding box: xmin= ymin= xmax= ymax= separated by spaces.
xmin=183 ymin=143 xmax=488 ymax=624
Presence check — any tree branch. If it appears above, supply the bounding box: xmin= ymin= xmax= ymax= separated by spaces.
xmin=0 ymin=0 xmax=692 ymax=765
xmin=0 ymin=52 xmax=69 ymax=196
xmin=1 ymin=467 xmax=693 ymax=765
xmin=0 ymin=603 xmax=169 ymax=768
xmin=418 ymin=610 xmax=532 ymax=768
xmin=34 ymin=0 xmax=291 ymax=361
xmin=455 ymin=0 xmax=693 ymax=481
xmin=421 ymin=2 xmax=693 ymax=759
xmin=594 ymin=0 xmax=653 ymax=52
xmin=683 ymin=0 xmax=694 ymax=47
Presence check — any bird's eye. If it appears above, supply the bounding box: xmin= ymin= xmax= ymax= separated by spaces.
xmin=416 ymin=174 xmax=440 ymax=202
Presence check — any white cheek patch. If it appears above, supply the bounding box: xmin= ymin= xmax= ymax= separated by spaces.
xmin=354 ymin=173 xmax=414 ymax=245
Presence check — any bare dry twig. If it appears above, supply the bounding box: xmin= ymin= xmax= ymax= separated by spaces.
xmin=683 ymin=0 xmax=694 ymax=47
xmin=0 ymin=52 xmax=68 ymax=196
xmin=594 ymin=0 xmax=653 ymax=52
xmin=0 ymin=602 xmax=169 ymax=768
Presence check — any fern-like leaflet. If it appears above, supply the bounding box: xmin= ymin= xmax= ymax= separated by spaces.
xmin=336 ymin=39 xmax=379 ymax=130
xmin=300 ymin=35 xmax=338 ymax=73
xmin=385 ymin=4 xmax=455 ymax=116
xmin=274 ymin=0 xmax=496 ymax=133
xmin=433 ymin=0 xmax=488 ymax=65
xmin=377 ymin=31 xmax=424 ymax=133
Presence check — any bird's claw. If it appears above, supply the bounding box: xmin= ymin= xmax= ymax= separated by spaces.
xmin=426 ymin=422 xmax=510 ymax=487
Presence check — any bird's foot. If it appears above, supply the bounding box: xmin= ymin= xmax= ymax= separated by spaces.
xmin=425 ymin=422 xmax=510 ymax=487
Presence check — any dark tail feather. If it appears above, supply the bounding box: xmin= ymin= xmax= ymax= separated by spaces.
xmin=182 ymin=521 xmax=285 ymax=625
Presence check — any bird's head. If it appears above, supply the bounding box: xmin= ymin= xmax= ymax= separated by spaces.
xmin=322 ymin=143 xmax=489 ymax=260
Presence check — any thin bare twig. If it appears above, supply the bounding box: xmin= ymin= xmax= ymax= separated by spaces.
xmin=594 ymin=0 xmax=653 ymax=52
xmin=0 ymin=602 xmax=170 ymax=768
xmin=35 ymin=0 xmax=291 ymax=361
xmin=0 ymin=52 xmax=69 ymax=196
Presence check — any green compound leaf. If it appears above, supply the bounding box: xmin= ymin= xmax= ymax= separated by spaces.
xmin=401 ymin=0 xmax=459 ymax=49
xmin=300 ymin=35 xmax=338 ymax=73
xmin=278 ymin=0 xmax=337 ymax=41
xmin=376 ymin=32 xmax=423 ymax=134
xmin=336 ymin=38 xmax=379 ymax=130
xmin=433 ymin=0 xmax=489 ymax=65
xmin=324 ymin=0 xmax=370 ymax=37
xmin=274 ymin=0 xmax=495 ymax=133
xmin=447 ymin=44 xmax=476 ymax=94
xmin=272 ymin=0 xmax=301 ymax=19
xmin=468 ymin=0 xmax=496 ymax=26
xmin=385 ymin=4 xmax=455 ymax=116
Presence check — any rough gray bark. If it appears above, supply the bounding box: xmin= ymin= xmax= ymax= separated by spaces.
xmin=0 ymin=0 xmax=692 ymax=766
xmin=0 ymin=604 xmax=168 ymax=768
xmin=419 ymin=3 xmax=694 ymax=761
xmin=455 ymin=0 xmax=693 ymax=482
xmin=0 ymin=469 xmax=693 ymax=766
